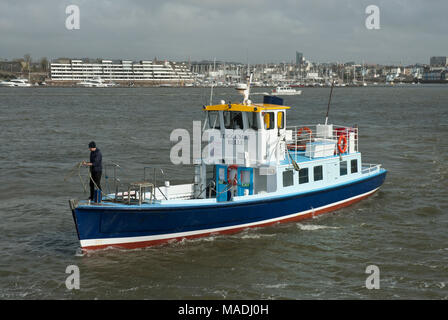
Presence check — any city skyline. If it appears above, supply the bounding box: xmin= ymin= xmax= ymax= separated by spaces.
xmin=0 ymin=0 xmax=447 ymax=65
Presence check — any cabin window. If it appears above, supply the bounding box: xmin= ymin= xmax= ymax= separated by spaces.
xmin=263 ymin=112 xmax=275 ymax=130
xmin=314 ymin=165 xmax=323 ymax=181
xmin=223 ymin=111 xmax=243 ymax=130
xmin=351 ymin=159 xmax=358 ymax=173
xmin=277 ymin=112 xmax=285 ymax=129
xmin=299 ymin=168 xmax=309 ymax=184
xmin=283 ymin=170 xmax=294 ymax=187
xmin=207 ymin=111 xmax=220 ymax=130
xmin=232 ymin=112 xmax=243 ymax=129
xmin=340 ymin=161 xmax=347 ymax=176
xmin=247 ymin=112 xmax=259 ymax=130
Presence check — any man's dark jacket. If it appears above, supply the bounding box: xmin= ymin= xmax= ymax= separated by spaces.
xmin=90 ymin=148 xmax=102 ymax=173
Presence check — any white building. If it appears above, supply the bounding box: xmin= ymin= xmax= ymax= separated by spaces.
xmin=50 ymin=59 xmax=194 ymax=83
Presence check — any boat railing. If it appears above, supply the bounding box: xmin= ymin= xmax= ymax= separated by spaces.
xmin=361 ymin=163 xmax=382 ymax=174
xmin=101 ymin=163 xmax=198 ymax=204
xmin=143 ymin=166 xmax=168 ymax=200
xmin=285 ymin=124 xmax=359 ymax=159
xmin=103 ymin=161 xmax=122 ymax=197
xmin=100 ymin=164 xmax=163 ymax=204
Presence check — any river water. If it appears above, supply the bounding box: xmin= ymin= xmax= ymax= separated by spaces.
xmin=0 ymin=85 xmax=447 ymax=299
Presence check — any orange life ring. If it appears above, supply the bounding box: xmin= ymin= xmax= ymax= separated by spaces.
xmin=227 ymin=165 xmax=239 ymax=186
xmin=337 ymin=135 xmax=348 ymax=153
xmin=297 ymin=127 xmax=312 ymax=137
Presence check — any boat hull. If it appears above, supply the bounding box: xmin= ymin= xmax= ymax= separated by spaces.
xmin=72 ymin=170 xmax=386 ymax=250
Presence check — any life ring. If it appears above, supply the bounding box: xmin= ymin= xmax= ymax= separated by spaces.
xmin=227 ymin=165 xmax=239 ymax=186
xmin=337 ymin=135 xmax=348 ymax=153
xmin=297 ymin=127 xmax=312 ymax=137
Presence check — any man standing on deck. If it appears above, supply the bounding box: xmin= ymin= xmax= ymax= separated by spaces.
xmin=82 ymin=141 xmax=102 ymax=201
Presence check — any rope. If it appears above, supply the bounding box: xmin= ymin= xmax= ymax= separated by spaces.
xmin=64 ymin=161 xmax=89 ymax=193
xmin=64 ymin=161 xmax=107 ymax=197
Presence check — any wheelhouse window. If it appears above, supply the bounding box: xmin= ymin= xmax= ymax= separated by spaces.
xmin=277 ymin=112 xmax=285 ymax=129
xmin=223 ymin=111 xmax=243 ymax=129
xmin=299 ymin=168 xmax=309 ymax=184
xmin=340 ymin=161 xmax=347 ymax=176
xmin=207 ymin=111 xmax=220 ymax=130
xmin=314 ymin=165 xmax=323 ymax=181
xmin=351 ymin=159 xmax=358 ymax=173
xmin=247 ymin=112 xmax=259 ymax=130
xmin=283 ymin=170 xmax=294 ymax=187
xmin=263 ymin=112 xmax=275 ymax=130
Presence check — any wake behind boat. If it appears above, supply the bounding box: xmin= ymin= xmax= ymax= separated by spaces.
xmin=68 ymin=76 xmax=386 ymax=251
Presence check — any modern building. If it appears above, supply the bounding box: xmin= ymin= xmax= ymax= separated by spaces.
xmin=49 ymin=59 xmax=194 ymax=85
xmin=296 ymin=52 xmax=303 ymax=65
xmin=430 ymin=56 xmax=448 ymax=67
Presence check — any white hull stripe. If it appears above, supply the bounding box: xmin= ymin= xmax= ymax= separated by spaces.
xmin=80 ymin=188 xmax=379 ymax=248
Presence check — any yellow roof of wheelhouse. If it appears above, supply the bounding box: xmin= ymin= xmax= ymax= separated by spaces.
xmin=203 ymin=103 xmax=290 ymax=113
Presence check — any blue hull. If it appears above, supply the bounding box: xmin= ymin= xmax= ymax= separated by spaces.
xmin=72 ymin=170 xmax=387 ymax=250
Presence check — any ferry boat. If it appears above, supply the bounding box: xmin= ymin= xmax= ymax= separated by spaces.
xmin=0 ymin=78 xmax=32 ymax=87
xmin=68 ymin=77 xmax=387 ymax=251
xmin=271 ymin=86 xmax=302 ymax=95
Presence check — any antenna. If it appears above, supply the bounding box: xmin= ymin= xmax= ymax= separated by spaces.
xmin=246 ymin=48 xmax=249 ymax=76
xmin=325 ymin=80 xmax=335 ymax=125
xmin=209 ymin=57 xmax=216 ymax=105
xmin=209 ymin=81 xmax=214 ymax=106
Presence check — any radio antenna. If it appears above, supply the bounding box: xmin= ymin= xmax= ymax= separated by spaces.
xmin=325 ymin=80 xmax=335 ymax=125
xmin=209 ymin=57 xmax=216 ymax=105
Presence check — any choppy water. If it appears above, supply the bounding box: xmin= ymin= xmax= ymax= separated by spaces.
xmin=0 ymin=85 xmax=447 ymax=299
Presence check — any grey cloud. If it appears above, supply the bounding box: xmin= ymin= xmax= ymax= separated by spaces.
xmin=0 ymin=0 xmax=446 ymax=64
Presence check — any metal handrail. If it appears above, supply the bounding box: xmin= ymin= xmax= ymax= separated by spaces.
xmin=103 ymin=161 xmax=122 ymax=199
xmin=143 ymin=166 xmax=168 ymax=200
xmin=361 ymin=163 xmax=381 ymax=174
xmin=285 ymin=124 xmax=359 ymax=158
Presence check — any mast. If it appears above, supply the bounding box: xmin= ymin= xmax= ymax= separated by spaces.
xmin=209 ymin=57 xmax=216 ymax=105
xmin=325 ymin=80 xmax=334 ymax=125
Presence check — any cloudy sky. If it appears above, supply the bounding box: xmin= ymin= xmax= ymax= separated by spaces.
xmin=0 ymin=0 xmax=446 ymax=64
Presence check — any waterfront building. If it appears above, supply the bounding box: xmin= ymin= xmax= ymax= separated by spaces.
xmin=430 ymin=56 xmax=448 ymax=67
xmin=49 ymin=59 xmax=194 ymax=85
xmin=422 ymin=69 xmax=448 ymax=83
